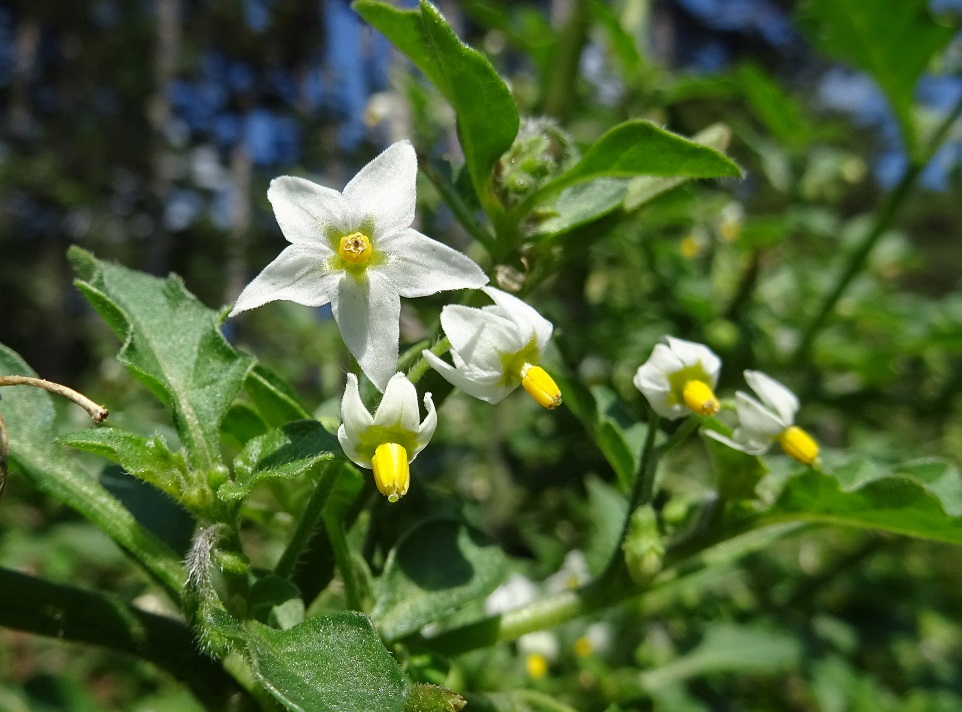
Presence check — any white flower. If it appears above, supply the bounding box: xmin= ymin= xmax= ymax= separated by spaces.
xmin=484 ymin=572 xmax=539 ymax=616
xmin=707 ymin=370 xmax=819 ymax=465
xmin=230 ymin=140 xmax=488 ymax=391
xmin=633 ymin=337 xmax=721 ymax=419
xmin=422 ymin=287 xmax=562 ymax=409
xmin=337 ymin=372 xmax=437 ymax=501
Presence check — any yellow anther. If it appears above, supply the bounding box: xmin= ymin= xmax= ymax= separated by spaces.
xmin=720 ymin=221 xmax=741 ymax=241
xmin=682 ymin=379 xmax=719 ymax=416
xmin=525 ymin=653 xmax=549 ymax=680
xmin=521 ymin=364 xmax=562 ymax=410
xmin=371 ymin=442 xmax=410 ymax=502
xmin=680 ymin=235 xmax=701 ymax=259
xmin=573 ymin=637 xmax=592 ymax=658
xmin=777 ymin=425 xmax=819 ymax=466
xmin=339 ymin=232 xmax=372 ymax=265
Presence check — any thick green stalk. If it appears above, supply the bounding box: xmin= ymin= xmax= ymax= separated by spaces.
xmin=406 ymin=337 xmax=450 ymax=385
xmin=419 ymin=161 xmax=497 ymax=255
xmin=0 ymin=568 xmax=258 ymax=712
xmin=273 ymin=462 xmax=341 ymax=580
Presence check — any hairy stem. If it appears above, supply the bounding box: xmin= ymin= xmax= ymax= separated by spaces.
xmin=274 ymin=462 xmax=341 ymax=580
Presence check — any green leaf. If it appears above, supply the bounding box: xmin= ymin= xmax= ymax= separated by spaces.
xmin=245 ymin=611 xmax=407 ymax=712
xmin=798 ymin=0 xmax=954 ymax=153
xmin=585 ymin=475 xmax=629 ymax=573
xmin=639 ymin=624 xmax=801 ymax=689
xmin=538 ymin=120 xmax=741 ymax=202
xmin=354 ymin=0 xmax=519 ymax=209
xmin=221 ymin=420 xmax=345 ymax=502
xmin=69 ymin=247 xmax=254 ymax=471
xmin=531 ymin=178 xmax=627 ymax=240
xmin=760 ymin=457 xmax=962 ymax=544
xmin=404 ymin=684 xmax=466 ymax=712
xmin=372 ymin=519 xmax=508 ymax=642
xmin=57 ymin=428 xmax=189 ymax=500
xmin=736 ymin=63 xmax=810 ymax=149
xmin=700 ymin=422 xmax=769 ymax=502
xmin=0 ymin=344 xmax=184 ymax=600
xmin=245 ymin=363 xmax=311 ymax=428
xmin=623 ymin=123 xmax=733 ymax=211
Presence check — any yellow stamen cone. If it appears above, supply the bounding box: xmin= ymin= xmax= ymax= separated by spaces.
xmin=777 ymin=426 xmax=819 ymax=466
xmin=371 ymin=442 xmax=410 ymax=502
xmin=339 ymin=232 xmax=372 ymax=265
xmin=682 ymin=379 xmax=719 ymax=416
xmin=521 ymin=364 xmax=562 ymax=410
xmin=526 ymin=653 xmax=548 ymax=680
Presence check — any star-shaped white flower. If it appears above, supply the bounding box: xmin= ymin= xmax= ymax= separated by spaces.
xmin=707 ymin=370 xmax=819 ymax=465
xmin=337 ymin=372 xmax=437 ymax=502
xmin=422 ymin=287 xmax=562 ymax=409
xmin=230 ymin=140 xmax=488 ymax=391
xmin=633 ymin=337 xmax=721 ymax=419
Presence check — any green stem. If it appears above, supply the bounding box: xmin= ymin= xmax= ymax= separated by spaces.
xmin=792 ymin=92 xmax=962 ymax=364
xmin=325 ymin=514 xmax=363 ymax=611
xmin=419 ymin=160 xmax=497 ymax=255
xmin=274 ymin=462 xmax=341 ymax=580
xmin=657 ymin=416 xmax=700 ymax=457
xmin=406 ymin=337 xmax=450 ymax=385
xmin=0 ymin=568 xmax=258 ymax=712
xmin=542 ymin=0 xmax=590 ymax=120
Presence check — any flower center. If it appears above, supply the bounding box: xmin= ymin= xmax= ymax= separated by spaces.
xmin=520 ymin=363 xmax=562 ymax=410
xmin=371 ymin=442 xmax=410 ymax=502
xmin=681 ymin=379 xmax=719 ymax=416
xmin=777 ymin=425 xmax=819 ymax=466
xmin=338 ymin=232 xmax=372 ymax=265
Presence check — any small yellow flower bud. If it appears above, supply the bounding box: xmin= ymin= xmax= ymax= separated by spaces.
xmin=777 ymin=426 xmax=819 ymax=466
xmin=682 ymin=379 xmax=719 ymax=416
xmin=371 ymin=442 xmax=410 ymax=502
xmin=339 ymin=232 xmax=372 ymax=265
xmin=521 ymin=364 xmax=562 ymax=409
xmin=525 ymin=653 xmax=549 ymax=680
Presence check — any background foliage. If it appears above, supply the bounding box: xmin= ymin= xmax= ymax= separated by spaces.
xmin=2 ymin=0 xmax=962 ymax=711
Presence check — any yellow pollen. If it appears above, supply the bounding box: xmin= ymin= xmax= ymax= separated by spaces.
xmin=525 ymin=653 xmax=549 ymax=680
xmin=720 ymin=221 xmax=741 ymax=241
xmin=682 ymin=379 xmax=719 ymax=416
xmin=371 ymin=443 xmax=410 ymax=502
xmin=777 ymin=426 xmax=819 ymax=466
xmin=520 ymin=364 xmax=562 ymax=410
xmin=339 ymin=232 xmax=372 ymax=265
xmin=680 ymin=235 xmax=701 ymax=259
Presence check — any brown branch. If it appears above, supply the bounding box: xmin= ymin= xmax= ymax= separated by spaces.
xmin=0 ymin=376 xmax=108 ymax=423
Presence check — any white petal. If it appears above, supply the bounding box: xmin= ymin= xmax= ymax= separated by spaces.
xmin=411 ymin=391 xmax=438 ymax=459
xmin=704 ymin=429 xmax=769 ymax=456
xmin=482 ymin=287 xmax=553 ymax=353
xmin=332 ymin=272 xmax=400 ymax=392
xmin=337 ymin=424 xmax=368 ymax=469
xmin=379 ymin=229 xmax=488 ymax=298
xmin=644 ymin=343 xmax=684 ymax=378
xmin=734 ymin=391 xmax=787 ymax=437
xmin=744 ymin=370 xmax=799 ymax=425
xmin=440 ymin=305 xmax=522 ymax=372
xmin=666 ymin=337 xmax=721 ymax=384
xmin=339 ymin=373 xmax=374 ymax=441
xmin=423 ymin=350 xmax=512 ymax=403
xmin=374 ymin=373 xmax=421 ymax=433
xmin=229 ymin=245 xmax=340 ymax=316
xmin=343 ymin=140 xmax=417 ymax=237
xmin=268 ymin=176 xmax=351 ymax=246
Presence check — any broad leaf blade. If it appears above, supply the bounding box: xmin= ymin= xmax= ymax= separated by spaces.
xmin=372 ymin=519 xmax=508 ymax=642
xmin=798 ymin=0 xmax=954 ymax=153
xmin=246 ymin=611 xmax=406 ymax=712
xmin=69 ymin=247 xmax=254 ymax=470
xmin=760 ymin=457 xmax=962 ymax=544
xmin=355 ymin=0 xmax=519 ymax=208
xmin=531 ymin=178 xmax=627 ymax=240
xmin=245 ymin=363 xmax=311 ymax=427
xmin=222 ymin=420 xmax=345 ymax=502
xmin=57 ymin=428 xmax=188 ymax=499
xmin=0 ymin=344 xmax=184 ymax=599
xmin=541 ymin=120 xmax=741 ymax=200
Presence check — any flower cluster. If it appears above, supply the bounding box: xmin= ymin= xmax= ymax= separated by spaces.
xmin=634 ymin=337 xmax=820 ymax=466
xmin=232 ymin=141 xmax=564 ymax=501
